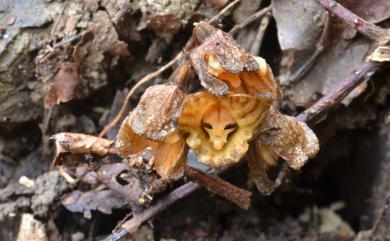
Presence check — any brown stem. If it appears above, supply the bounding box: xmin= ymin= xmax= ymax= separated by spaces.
xmin=296 ymin=61 xmax=382 ymax=123
xmin=120 ymin=182 xmax=200 ymax=235
xmin=229 ymin=6 xmax=271 ymax=35
xmin=315 ymin=0 xmax=387 ymax=40
xmin=184 ymin=166 xmax=252 ymax=209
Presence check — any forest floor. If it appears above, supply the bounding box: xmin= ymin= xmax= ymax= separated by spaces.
xmin=1 ymin=0 xmax=390 ymax=240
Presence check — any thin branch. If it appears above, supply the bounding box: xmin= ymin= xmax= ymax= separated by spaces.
xmin=208 ymin=0 xmax=241 ymax=24
xmin=185 ymin=166 xmax=252 ymax=209
xmin=249 ymin=12 xmax=271 ymax=55
xmin=296 ymin=61 xmax=382 ymax=123
xmin=285 ymin=13 xmax=330 ymax=85
xmin=229 ymin=6 xmax=271 ymax=35
xmin=315 ymin=0 xmax=387 ymax=40
xmin=116 ymin=182 xmax=200 ymax=240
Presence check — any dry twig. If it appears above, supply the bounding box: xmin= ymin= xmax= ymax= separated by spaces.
xmin=296 ymin=61 xmax=382 ymax=123
xmin=315 ymin=0 xmax=387 ymax=40
xmin=249 ymin=12 xmax=271 ymax=55
xmin=184 ymin=166 xmax=252 ymax=209
xmin=229 ymin=6 xmax=271 ymax=35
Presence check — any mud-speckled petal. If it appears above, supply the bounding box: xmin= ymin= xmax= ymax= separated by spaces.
xmin=257 ymin=107 xmax=319 ymax=170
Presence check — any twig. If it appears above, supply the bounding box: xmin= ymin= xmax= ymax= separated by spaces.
xmin=315 ymin=0 xmax=387 ymax=40
xmin=51 ymin=3 xmax=67 ymax=35
xmin=115 ymin=182 xmax=200 ymax=240
xmin=53 ymin=30 xmax=89 ymax=49
xmin=98 ymin=1 xmax=242 ymax=138
xmin=249 ymin=12 xmax=271 ymax=55
xmin=285 ymin=13 xmax=330 ymax=85
xmin=184 ymin=166 xmax=252 ymax=209
xmin=229 ymin=6 xmax=271 ymax=35
xmin=296 ymin=61 xmax=382 ymax=123
xmin=208 ymin=0 xmax=241 ymax=24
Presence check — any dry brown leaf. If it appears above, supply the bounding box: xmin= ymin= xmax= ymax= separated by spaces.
xmin=147 ymin=14 xmax=182 ymax=40
xmin=44 ymin=62 xmax=80 ymax=109
xmin=52 ymin=133 xmax=115 ymax=165
xmin=257 ymin=107 xmax=319 ymax=170
xmin=127 ymin=84 xmax=185 ymax=141
xmin=178 ymin=91 xmax=271 ymax=169
xmin=116 ymin=116 xmax=187 ymax=179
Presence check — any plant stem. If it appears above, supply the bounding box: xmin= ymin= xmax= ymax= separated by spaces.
xmin=315 ymin=0 xmax=387 ymax=40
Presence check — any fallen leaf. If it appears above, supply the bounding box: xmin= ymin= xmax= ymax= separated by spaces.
xmin=44 ymin=62 xmax=80 ymax=109
xmin=52 ymin=133 xmax=115 ymax=165
xmin=287 ymin=39 xmax=371 ymax=107
xmin=62 ymin=189 xmax=128 ymax=218
xmin=147 ymin=14 xmax=182 ymax=40
xmin=97 ymin=163 xmax=153 ymax=207
xmin=272 ymin=0 xmax=327 ymax=51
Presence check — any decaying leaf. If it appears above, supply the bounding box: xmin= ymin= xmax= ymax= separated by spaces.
xmin=44 ymin=62 xmax=80 ymax=109
xmin=287 ymin=39 xmax=371 ymax=107
xmin=97 ymin=163 xmax=167 ymax=207
xmin=178 ymin=91 xmax=271 ymax=168
xmin=52 ymin=133 xmax=115 ymax=165
xmin=127 ymin=84 xmax=185 ymax=141
xmin=62 ymin=189 xmax=128 ymax=218
xmin=257 ymin=107 xmax=319 ymax=170
xmin=190 ymin=21 xmax=269 ymax=96
xmin=146 ymin=14 xmax=182 ymax=40
xmin=272 ymin=0 xmax=327 ymax=51
xmin=116 ymin=116 xmax=187 ymax=179
xmin=367 ymin=46 xmax=390 ymax=62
